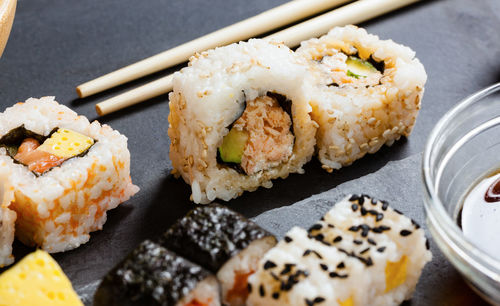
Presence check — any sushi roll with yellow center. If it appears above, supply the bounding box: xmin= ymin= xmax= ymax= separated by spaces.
xmin=0 ymin=97 xmax=139 ymax=252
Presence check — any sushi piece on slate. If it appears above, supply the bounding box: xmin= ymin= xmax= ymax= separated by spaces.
xmin=247 ymin=195 xmax=431 ymax=306
xmin=296 ymin=25 xmax=426 ymax=172
xmin=160 ymin=203 xmax=277 ymax=306
xmin=0 ymin=165 xmax=15 ymax=267
xmin=0 ymin=250 xmax=83 ymax=306
xmin=168 ymin=39 xmax=317 ymax=204
xmin=0 ymin=97 xmax=139 ymax=252
xmin=94 ymin=240 xmax=220 ymax=306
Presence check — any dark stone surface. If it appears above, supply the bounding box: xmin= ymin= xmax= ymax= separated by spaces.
xmin=0 ymin=0 xmax=498 ymax=304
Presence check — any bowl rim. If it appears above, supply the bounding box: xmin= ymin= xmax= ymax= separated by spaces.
xmin=422 ymin=82 xmax=500 ymax=282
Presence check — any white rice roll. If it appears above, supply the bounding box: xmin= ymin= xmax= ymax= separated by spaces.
xmin=247 ymin=227 xmax=369 ymax=306
xmin=0 ymin=97 xmax=139 ymax=252
xmin=0 ymin=165 xmax=15 ymax=267
xmin=168 ymin=39 xmax=317 ymax=204
xmin=296 ymin=25 xmax=426 ymax=171
xmin=309 ymin=194 xmax=432 ymax=305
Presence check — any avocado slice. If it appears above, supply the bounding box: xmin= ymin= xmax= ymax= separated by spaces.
xmin=218 ymin=128 xmax=249 ymax=164
xmin=345 ymin=56 xmax=378 ymax=79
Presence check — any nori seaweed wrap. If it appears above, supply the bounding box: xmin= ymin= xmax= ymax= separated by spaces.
xmin=94 ymin=240 xmax=220 ymax=306
xmin=160 ymin=204 xmax=276 ymax=306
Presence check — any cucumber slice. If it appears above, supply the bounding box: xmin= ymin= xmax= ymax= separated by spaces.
xmin=218 ymin=128 xmax=248 ymax=164
xmin=346 ymin=56 xmax=378 ymax=78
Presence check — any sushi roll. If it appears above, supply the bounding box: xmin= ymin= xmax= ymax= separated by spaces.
xmin=0 ymin=97 xmax=139 ymax=252
xmin=94 ymin=240 xmax=220 ymax=306
xmin=247 ymin=227 xmax=369 ymax=306
xmin=309 ymin=194 xmax=431 ymax=305
xmin=296 ymin=25 xmax=426 ymax=172
xmin=168 ymin=39 xmax=317 ymax=204
xmin=160 ymin=204 xmax=277 ymax=306
xmin=0 ymin=165 xmax=15 ymax=267
xmin=0 ymin=250 xmax=83 ymax=306
xmin=247 ymin=195 xmax=431 ymax=306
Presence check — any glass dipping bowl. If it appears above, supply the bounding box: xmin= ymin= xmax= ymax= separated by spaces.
xmin=0 ymin=0 xmax=16 ymax=57
xmin=423 ymin=83 xmax=500 ymax=304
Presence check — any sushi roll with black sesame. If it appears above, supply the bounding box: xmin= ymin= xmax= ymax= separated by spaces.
xmin=296 ymin=26 xmax=426 ymax=172
xmin=0 ymin=165 xmax=15 ymax=267
xmin=168 ymin=39 xmax=317 ymax=204
xmin=247 ymin=227 xmax=369 ymax=306
xmin=309 ymin=195 xmax=431 ymax=305
xmin=247 ymin=195 xmax=431 ymax=306
xmin=94 ymin=240 xmax=220 ymax=306
xmin=160 ymin=204 xmax=277 ymax=306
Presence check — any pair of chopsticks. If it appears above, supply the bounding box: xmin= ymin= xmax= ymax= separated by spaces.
xmin=78 ymin=0 xmax=421 ymax=116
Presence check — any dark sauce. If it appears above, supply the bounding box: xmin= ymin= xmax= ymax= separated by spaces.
xmin=485 ymin=176 xmax=500 ymax=202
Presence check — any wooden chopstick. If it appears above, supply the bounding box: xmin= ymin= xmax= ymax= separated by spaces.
xmin=95 ymin=0 xmax=421 ymax=116
xmin=78 ymin=0 xmax=351 ymax=99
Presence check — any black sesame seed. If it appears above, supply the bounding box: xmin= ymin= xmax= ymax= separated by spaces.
xmin=349 ymin=194 xmax=360 ymax=202
xmin=312 ymin=250 xmax=323 ymax=259
xmin=247 ymin=283 xmax=252 ymax=293
xmin=361 ymin=207 xmax=367 ymax=216
xmin=314 ymin=234 xmax=325 ymax=241
xmin=310 ymin=223 xmax=323 ymax=231
xmin=360 ymin=247 xmax=370 ymax=254
xmin=303 ymin=249 xmax=312 ymax=257
xmin=314 ymin=297 xmax=326 ymax=304
xmin=367 ymin=238 xmax=377 ymax=245
xmin=377 ymin=246 xmax=386 ymax=253
xmin=259 ymin=284 xmax=265 ymax=297
xmin=327 ymin=224 xmax=335 ymax=228
xmin=371 ymin=198 xmax=378 ymax=205
xmin=366 ymin=257 xmax=373 ymax=266
xmin=353 ymin=239 xmax=362 ymax=245
xmin=380 ymin=225 xmax=391 ymax=231
xmin=394 ymin=209 xmax=404 ymax=215
xmin=381 ymin=201 xmax=389 ymax=211
xmin=400 ymin=230 xmax=412 ymax=237
xmin=264 ymin=260 xmax=277 ymax=270
xmin=351 ymin=203 xmax=359 ymax=212
xmin=272 ymin=292 xmax=280 ymax=299
xmin=333 ymin=236 xmax=343 ymax=243
xmin=358 ymin=197 xmax=365 ymax=205
xmin=284 ymin=236 xmax=293 ymax=243
xmin=337 ymin=262 xmax=345 ymax=269
xmin=426 ymin=239 xmax=430 ymax=250
xmin=320 ymin=263 xmax=328 ymax=271
xmin=367 ymin=209 xmax=378 ymax=216
xmin=376 ymin=213 xmax=384 ymax=222
xmin=320 ymin=216 xmax=325 ymax=221
xmin=360 ymin=224 xmax=370 ymax=237
xmin=348 ymin=226 xmax=359 ymax=232
xmin=411 ymin=219 xmax=421 ymax=229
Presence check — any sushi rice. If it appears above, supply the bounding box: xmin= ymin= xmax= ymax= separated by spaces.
xmin=0 ymin=97 xmax=139 ymax=252
xmin=0 ymin=165 xmax=15 ymax=267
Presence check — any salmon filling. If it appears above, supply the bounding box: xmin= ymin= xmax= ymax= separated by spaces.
xmin=228 ymin=94 xmax=294 ymax=175
xmin=14 ymin=138 xmax=65 ymax=173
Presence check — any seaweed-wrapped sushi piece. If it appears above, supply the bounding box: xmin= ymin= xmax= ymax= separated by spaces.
xmin=0 ymin=165 xmax=15 ymax=267
xmin=0 ymin=97 xmax=139 ymax=252
xmin=168 ymin=39 xmax=317 ymax=204
xmin=160 ymin=204 xmax=277 ymax=306
xmin=296 ymin=26 xmax=426 ymax=172
xmin=247 ymin=195 xmax=431 ymax=306
xmin=94 ymin=240 xmax=220 ymax=306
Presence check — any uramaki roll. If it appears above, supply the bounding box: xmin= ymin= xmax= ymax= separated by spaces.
xmin=0 ymin=165 xmax=15 ymax=267
xmin=296 ymin=26 xmax=426 ymax=172
xmin=168 ymin=39 xmax=317 ymax=204
xmin=0 ymin=97 xmax=139 ymax=252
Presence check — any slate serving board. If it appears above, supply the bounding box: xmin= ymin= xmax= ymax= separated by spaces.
xmin=1 ymin=0 xmax=499 ymax=304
